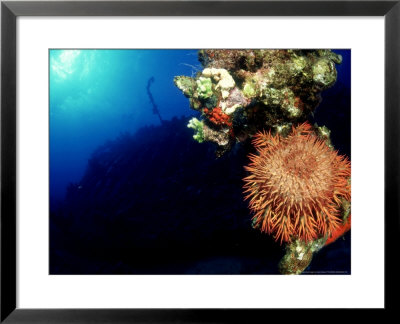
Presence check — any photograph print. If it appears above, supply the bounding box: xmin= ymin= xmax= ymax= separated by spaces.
xmin=50 ymin=49 xmax=351 ymax=275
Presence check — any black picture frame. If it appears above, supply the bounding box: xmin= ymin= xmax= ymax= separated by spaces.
xmin=1 ymin=0 xmax=398 ymax=322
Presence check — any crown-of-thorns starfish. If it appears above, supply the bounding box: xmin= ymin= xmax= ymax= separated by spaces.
xmin=243 ymin=123 xmax=351 ymax=244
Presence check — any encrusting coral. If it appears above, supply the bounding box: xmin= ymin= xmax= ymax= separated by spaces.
xmin=187 ymin=117 xmax=205 ymax=143
xmin=174 ymin=49 xmax=342 ymax=156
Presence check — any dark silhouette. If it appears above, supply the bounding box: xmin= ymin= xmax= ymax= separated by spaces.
xmin=146 ymin=77 xmax=164 ymax=124
xmin=50 ymin=117 xmax=350 ymax=274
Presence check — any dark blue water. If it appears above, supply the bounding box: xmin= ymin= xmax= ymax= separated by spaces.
xmin=311 ymin=49 xmax=351 ymax=158
xmin=50 ymin=49 xmax=200 ymax=204
xmin=49 ymin=49 xmax=350 ymax=274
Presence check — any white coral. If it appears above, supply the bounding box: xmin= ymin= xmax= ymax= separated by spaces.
xmin=202 ymin=68 xmax=235 ymax=100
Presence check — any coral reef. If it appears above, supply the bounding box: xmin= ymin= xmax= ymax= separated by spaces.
xmin=174 ymin=49 xmax=342 ymax=155
xmin=243 ymin=122 xmax=351 ymax=244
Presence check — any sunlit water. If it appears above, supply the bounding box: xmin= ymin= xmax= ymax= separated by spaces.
xmin=50 ymin=49 xmax=200 ymax=203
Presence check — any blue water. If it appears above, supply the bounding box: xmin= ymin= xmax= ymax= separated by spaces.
xmin=50 ymin=49 xmax=200 ymax=204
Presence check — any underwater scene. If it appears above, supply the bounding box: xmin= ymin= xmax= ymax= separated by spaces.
xmin=50 ymin=49 xmax=351 ymax=275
